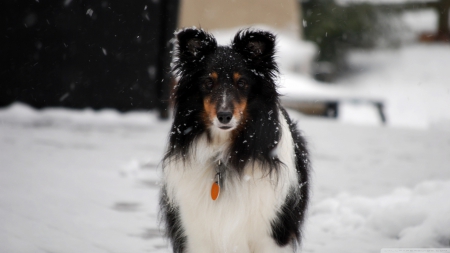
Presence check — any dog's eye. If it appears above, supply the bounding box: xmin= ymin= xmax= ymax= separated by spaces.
xmin=237 ymin=79 xmax=247 ymax=88
xmin=205 ymin=78 xmax=213 ymax=88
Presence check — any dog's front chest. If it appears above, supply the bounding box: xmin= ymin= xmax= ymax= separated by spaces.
xmin=170 ymin=162 xmax=284 ymax=252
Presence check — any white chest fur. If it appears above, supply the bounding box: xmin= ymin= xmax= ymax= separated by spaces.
xmin=163 ymin=111 xmax=298 ymax=253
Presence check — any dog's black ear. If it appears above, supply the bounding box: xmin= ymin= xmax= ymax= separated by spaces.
xmin=175 ymin=28 xmax=217 ymax=65
xmin=232 ymin=29 xmax=276 ymax=64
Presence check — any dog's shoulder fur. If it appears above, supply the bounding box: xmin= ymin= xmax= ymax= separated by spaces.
xmin=160 ymin=28 xmax=310 ymax=253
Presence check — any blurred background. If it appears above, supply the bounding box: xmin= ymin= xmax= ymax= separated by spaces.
xmin=2 ymin=0 xmax=450 ymax=127
xmin=1 ymin=0 xmax=450 ymax=252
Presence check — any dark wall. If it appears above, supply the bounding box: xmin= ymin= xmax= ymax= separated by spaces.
xmin=1 ymin=0 xmax=178 ymax=113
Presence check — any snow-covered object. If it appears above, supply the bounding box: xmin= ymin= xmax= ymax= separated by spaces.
xmin=337 ymin=44 xmax=450 ymax=129
xmin=339 ymin=101 xmax=382 ymax=126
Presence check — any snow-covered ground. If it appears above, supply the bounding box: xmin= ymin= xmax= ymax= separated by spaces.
xmin=0 ymin=105 xmax=170 ymax=253
xmin=1 ymin=101 xmax=449 ymax=253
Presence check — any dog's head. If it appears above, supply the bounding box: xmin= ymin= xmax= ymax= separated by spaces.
xmin=173 ymin=28 xmax=279 ymax=132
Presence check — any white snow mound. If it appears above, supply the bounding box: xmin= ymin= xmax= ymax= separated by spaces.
xmin=306 ymin=180 xmax=450 ymax=251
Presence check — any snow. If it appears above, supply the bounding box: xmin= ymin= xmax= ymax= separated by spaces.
xmin=0 ymin=104 xmax=170 ymax=253
xmin=339 ymin=101 xmax=382 ymax=126
xmin=1 ymin=103 xmax=450 ymax=252
xmin=305 ymin=179 xmax=450 ymax=251
xmin=86 ymin=8 xmax=94 ymax=17
xmin=401 ymin=9 xmax=437 ymax=35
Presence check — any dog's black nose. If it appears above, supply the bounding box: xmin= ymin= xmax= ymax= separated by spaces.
xmin=217 ymin=112 xmax=232 ymax=124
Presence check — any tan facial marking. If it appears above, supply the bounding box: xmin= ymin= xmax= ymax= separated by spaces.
xmin=203 ymin=96 xmax=216 ymax=125
xmin=210 ymin=72 xmax=218 ymax=81
xmin=233 ymin=72 xmax=241 ymax=83
xmin=233 ymin=99 xmax=247 ymax=121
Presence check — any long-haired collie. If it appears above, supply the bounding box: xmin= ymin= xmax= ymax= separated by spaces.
xmin=160 ymin=28 xmax=310 ymax=253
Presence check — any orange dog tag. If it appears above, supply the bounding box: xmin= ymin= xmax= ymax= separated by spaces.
xmin=211 ymin=181 xmax=220 ymax=200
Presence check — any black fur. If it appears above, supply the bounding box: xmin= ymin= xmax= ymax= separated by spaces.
xmin=161 ymin=28 xmax=310 ymax=252
xmin=270 ymin=108 xmax=310 ymax=247
xmin=159 ymin=187 xmax=186 ymax=253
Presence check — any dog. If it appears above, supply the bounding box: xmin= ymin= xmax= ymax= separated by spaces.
xmin=160 ymin=28 xmax=310 ymax=253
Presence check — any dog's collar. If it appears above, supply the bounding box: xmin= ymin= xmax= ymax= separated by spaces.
xmin=211 ymin=160 xmax=226 ymax=201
